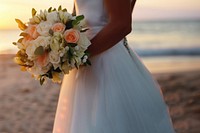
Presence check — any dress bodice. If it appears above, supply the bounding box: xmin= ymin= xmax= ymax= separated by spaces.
xmin=74 ymin=0 xmax=109 ymax=39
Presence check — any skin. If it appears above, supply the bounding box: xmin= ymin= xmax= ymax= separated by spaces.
xmin=131 ymin=0 xmax=137 ymax=13
xmin=87 ymin=0 xmax=137 ymax=57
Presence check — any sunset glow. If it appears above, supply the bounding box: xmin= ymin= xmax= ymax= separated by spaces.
xmin=0 ymin=0 xmax=200 ymax=29
xmin=0 ymin=0 xmax=73 ymax=29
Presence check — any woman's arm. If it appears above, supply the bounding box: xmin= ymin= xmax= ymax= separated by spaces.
xmin=87 ymin=0 xmax=132 ymax=57
xmin=131 ymin=0 xmax=137 ymax=13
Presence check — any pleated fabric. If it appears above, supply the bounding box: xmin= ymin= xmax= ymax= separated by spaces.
xmin=53 ymin=39 xmax=175 ymax=133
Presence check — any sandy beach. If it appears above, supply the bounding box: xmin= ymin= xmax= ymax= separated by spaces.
xmin=0 ymin=54 xmax=199 ymax=133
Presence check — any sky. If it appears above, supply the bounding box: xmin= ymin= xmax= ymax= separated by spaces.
xmin=0 ymin=0 xmax=200 ymax=29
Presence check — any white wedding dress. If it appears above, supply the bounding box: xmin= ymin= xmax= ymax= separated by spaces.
xmin=53 ymin=0 xmax=175 ymax=133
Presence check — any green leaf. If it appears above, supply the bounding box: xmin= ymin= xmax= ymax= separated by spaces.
xmin=72 ymin=20 xmax=78 ymax=26
xmin=62 ymin=8 xmax=67 ymax=12
xmin=12 ymin=42 xmax=17 ymax=45
xmin=49 ymin=29 xmax=54 ymax=36
xmin=19 ymin=32 xmax=28 ymax=37
xmin=69 ymin=47 xmax=74 ymax=55
xmin=48 ymin=7 xmax=52 ymax=12
xmin=34 ymin=46 xmax=44 ymax=56
xmin=67 ymin=47 xmax=73 ymax=62
xmin=15 ymin=19 xmax=27 ymax=30
xmin=68 ymin=43 xmax=77 ymax=47
xmin=76 ymin=15 xmax=84 ymax=21
xmin=40 ymin=76 xmax=45 ymax=85
xmin=32 ymin=8 xmax=37 ymax=17
xmin=86 ymin=59 xmax=91 ymax=66
xmin=52 ymin=8 xmax=56 ymax=11
xmin=54 ymin=68 xmax=62 ymax=73
xmin=66 ymin=20 xmax=73 ymax=29
xmin=58 ymin=5 xmax=62 ymax=11
xmin=17 ymin=38 xmax=24 ymax=43
xmin=72 ymin=15 xmax=84 ymax=26
xmin=47 ymin=70 xmax=53 ymax=79
xmin=75 ymin=62 xmax=79 ymax=69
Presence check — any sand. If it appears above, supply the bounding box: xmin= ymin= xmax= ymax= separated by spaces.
xmin=0 ymin=54 xmax=199 ymax=133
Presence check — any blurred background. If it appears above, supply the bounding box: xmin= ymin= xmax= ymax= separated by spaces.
xmin=1 ymin=0 xmax=200 ymax=73
xmin=0 ymin=0 xmax=200 ymax=133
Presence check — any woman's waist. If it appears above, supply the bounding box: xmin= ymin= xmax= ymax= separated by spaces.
xmin=85 ymin=25 xmax=104 ymax=39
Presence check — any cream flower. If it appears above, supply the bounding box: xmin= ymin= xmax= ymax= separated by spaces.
xmin=33 ymin=36 xmax=51 ymax=48
xmin=28 ymin=63 xmax=50 ymax=76
xmin=26 ymin=43 xmax=38 ymax=59
xmin=46 ymin=11 xmax=60 ymax=23
xmin=50 ymin=32 xmax=64 ymax=52
xmin=37 ymin=21 xmax=53 ymax=36
xmin=77 ymin=33 xmax=91 ymax=51
xmin=26 ymin=36 xmax=51 ymax=58
xmin=49 ymin=51 xmax=61 ymax=69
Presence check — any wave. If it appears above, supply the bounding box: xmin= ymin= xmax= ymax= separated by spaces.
xmin=134 ymin=47 xmax=200 ymax=57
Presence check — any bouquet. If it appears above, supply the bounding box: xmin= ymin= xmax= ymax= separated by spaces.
xmin=13 ymin=6 xmax=91 ymax=85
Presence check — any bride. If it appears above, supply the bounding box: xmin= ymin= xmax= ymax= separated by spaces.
xmin=53 ymin=0 xmax=175 ymax=133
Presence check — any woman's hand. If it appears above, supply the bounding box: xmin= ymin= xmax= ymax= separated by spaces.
xmin=87 ymin=0 xmax=133 ymax=57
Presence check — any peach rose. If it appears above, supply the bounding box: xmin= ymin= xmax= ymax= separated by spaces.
xmin=64 ymin=29 xmax=80 ymax=43
xmin=36 ymin=51 xmax=49 ymax=67
xmin=51 ymin=23 xmax=66 ymax=33
xmin=26 ymin=25 xmax=39 ymax=39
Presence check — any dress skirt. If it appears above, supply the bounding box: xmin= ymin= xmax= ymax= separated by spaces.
xmin=53 ymin=39 xmax=175 ymax=133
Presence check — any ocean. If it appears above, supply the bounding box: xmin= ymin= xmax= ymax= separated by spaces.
xmin=1 ymin=19 xmax=200 ymax=56
xmin=1 ymin=19 xmax=200 ymax=73
xmin=127 ymin=19 xmax=200 ymax=56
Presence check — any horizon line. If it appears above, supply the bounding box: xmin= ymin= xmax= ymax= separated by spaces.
xmin=1 ymin=17 xmax=200 ymax=30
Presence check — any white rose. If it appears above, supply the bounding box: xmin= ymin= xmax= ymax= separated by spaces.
xmin=77 ymin=33 xmax=91 ymax=51
xmin=33 ymin=36 xmax=51 ymax=48
xmin=37 ymin=21 xmax=53 ymax=36
xmin=28 ymin=66 xmax=43 ymax=76
xmin=28 ymin=62 xmax=51 ymax=76
xmin=46 ymin=11 xmax=60 ymax=23
xmin=26 ymin=43 xmax=37 ymax=59
xmin=26 ymin=36 xmax=51 ymax=59
xmin=63 ymin=12 xmax=73 ymax=23
xmin=49 ymin=51 xmax=61 ymax=69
